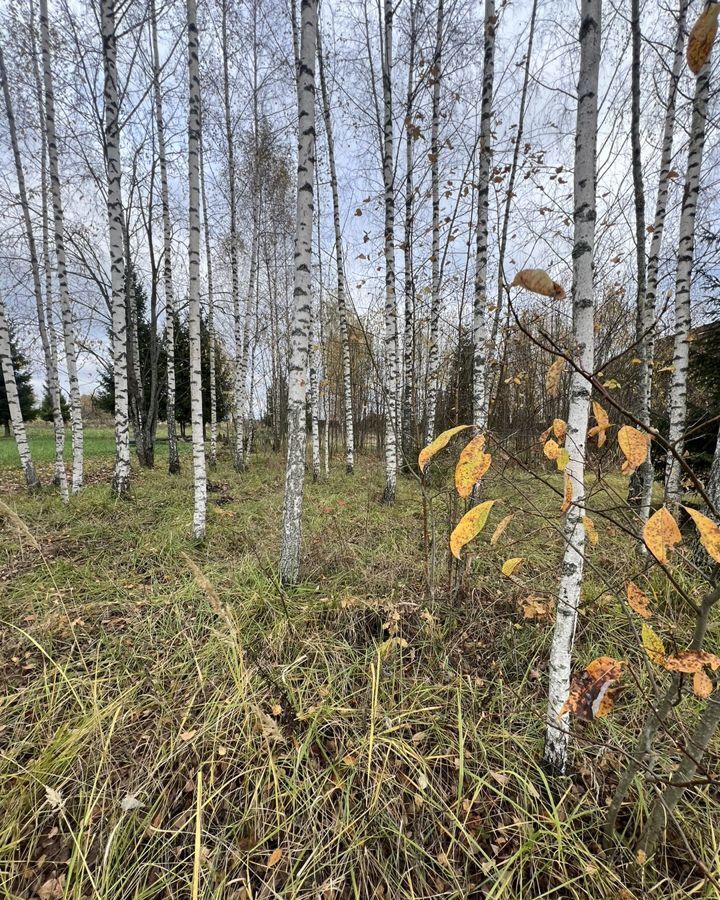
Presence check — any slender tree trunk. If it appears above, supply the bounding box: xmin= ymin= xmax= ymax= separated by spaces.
xmin=472 ymin=0 xmax=496 ymax=432
xmin=1 ymin=32 xmax=66 ymax=501
xmin=39 ymin=0 xmax=84 ymax=492
xmin=424 ymin=0 xmax=444 ymax=445
xmin=279 ymin=0 xmax=317 ymax=584
xmin=664 ymin=64 xmax=711 ymax=506
xmin=401 ymin=0 xmax=417 ymax=467
xmin=187 ymin=0 xmax=206 ymax=540
xmin=632 ymin=0 xmax=690 ymax=524
xmin=380 ymin=0 xmax=398 ymax=503
xmin=150 ymin=0 xmax=180 ymax=474
xmin=544 ymin=0 xmax=601 ymax=775
xmin=123 ymin=225 xmax=147 ymax=468
xmin=0 ymin=292 xmax=39 ymax=490
xmin=310 ymin=308 xmax=321 ymax=483
xmin=199 ymin=106 xmax=217 ymax=468
xmin=490 ymin=0 xmax=537 ymax=416
xmin=317 ymin=25 xmax=354 ymax=474
xmin=101 ymin=0 xmax=131 ymax=496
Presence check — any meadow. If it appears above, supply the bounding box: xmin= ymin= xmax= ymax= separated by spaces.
xmin=0 ymin=426 xmax=718 ymax=899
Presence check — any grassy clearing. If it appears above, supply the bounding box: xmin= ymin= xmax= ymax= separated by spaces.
xmin=0 ymin=430 xmax=718 ymax=898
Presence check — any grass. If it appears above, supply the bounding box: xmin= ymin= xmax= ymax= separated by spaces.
xmin=0 ymin=428 xmax=718 ymax=898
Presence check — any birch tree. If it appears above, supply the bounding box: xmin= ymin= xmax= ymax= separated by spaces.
xmin=279 ymin=0 xmax=318 ymax=584
xmin=544 ymin=0 xmax=602 ymax=775
xmin=199 ymin=107 xmax=217 ymax=467
xmin=664 ymin=54 xmax=712 ymax=506
xmin=380 ymin=0 xmax=398 ymax=503
xmin=633 ymin=0 xmax=689 ymax=524
xmin=424 ymin=0 xmax=444 ymax=445
xmin=39 ymin=0 xmax=84 ymax=492
xmin=150 ymin=0 xmax=180 ymax=475
xmin=0 ymin=35 xmax=67 ymax=501
xmin=187 ymin=0 xmax=207 ymax=539
xmin=100 ymin=0 xmax=131 ymax=496
xmin=0 ymin=293 xmax=39 ymax=491
xmin=317 ymin=24 xmax=354 ymax=474
xmin=472 ymin=0 xmax=496 ymax=432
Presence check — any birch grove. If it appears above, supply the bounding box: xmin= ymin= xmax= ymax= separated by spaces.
xmin=2 ymin=0 xmax=720 ymax=886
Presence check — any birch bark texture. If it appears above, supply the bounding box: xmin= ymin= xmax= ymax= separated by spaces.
xmin=664 ymin=62 xmax=711 ymax=506
xmin=279 ymin=0 xmax=317 ymax=584
xmin=1 ymin=35 xmax=67 ymax=501
xmin=187 ymin=0 xmax=207 ymax=540
xmin=634 ymin=0 xmax=689 ymax=525
xmin=150 ymin=0 xmax=180 ymax=475
xmin=472 ymin=0 xmax=496 ymax=433
xmin=101 ymin=0 xmax=131 ymax=497
xmin=317 ymin=25 xmax=354 ymax=474
xmin=39 ymin=0 xmax=84 ymax=492
xmin=424 ymin=0 xmax=444 ymax=445
xmin=0 ymin=292 xmax=38 ymax=490
xmin=544 ymin=0 xmax=601 ymax=776
xmin=199 ymin=110 xmax=217 ymax=467
xmin=381 ymin=0 xmax=398 ymax=503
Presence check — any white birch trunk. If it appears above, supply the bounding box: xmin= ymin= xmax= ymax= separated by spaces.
xmin=317 ymin=25 xmax=354 ymax=474
xmin=401 ymin=0 xmax=417 ymax=467
xmin=472 ymin=0 xmax=496 ymax=432
xmin=544 ymin=0 xmax=601 ymax=775
xmin=424 ymin=0 xmax=444 ymax=445
xmin=664 ymin=64 xmax=710 ymax=506
xmin=280 ymin=0 xmax=317 ymax=584
xmin=310 ymin=307 xmax=321 ymax=482
xmin=0 ymin=292 xmax=38 ymax=490
xmin=39 ymin=0 xmax=84 ymax=492
xmin=101 ymin=0 xmax=131 ymax=496
xmin=381 ymin=0 xmax=398 ymax=503
xmin=199 ymin=109 xmax=217 ymax=468
xmin=2 ymin=32 xmax=66 ymax=501
xmin=150 ymin=0 xmax=180 ymax=474
xmin=187 ymin=0 xmax=207 ymax=539
xmin=634 ymin=0 xmax=689 ymax=525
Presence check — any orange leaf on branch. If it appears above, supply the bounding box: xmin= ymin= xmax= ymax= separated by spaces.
xmin=617 ymin=425 xmax=650 ymax=475
xmin=687 ymin=3 xmax=720 ymax=75
xmin=683 ymin=506 xmax=720 ymax=564
xmin=455 ymin=434 xmax=492 ymax=499
xmin=626 ymin=581 xmax=652 ymax=619
xmin=511 ymin=268 xmax=566 ymax=299
xmin=418 ymin=424 xmax=472 ymax=473
xmin=661 ymin=650 xmax=720 ymax=673
xmin=643 ymin=506 xmax=681 ymax=564
xmin=490 ymin=513 xmax=513 ymax=546
xmin=693 ymin=670 xmax=713 ymax=699
xmin=450 ymin=499 xmax=495 ymax=559
xmin=587 ymin=401 xmax=610 ymax=448
xmin=545 ymin=357 xmax=566 ymax=398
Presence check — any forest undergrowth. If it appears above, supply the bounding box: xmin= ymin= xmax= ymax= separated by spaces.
xmin=0 ymin=431 xmax=718 ymax=899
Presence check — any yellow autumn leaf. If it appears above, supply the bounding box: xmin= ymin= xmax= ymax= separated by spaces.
xmin=617 ymin=425 xmax=650 ymax=475
xmin=455 ymin=434 xmax=492 ymax=499
xmin=643 ymin=506 xmax=681 ymax=564
xmin=418 ymin=424 xmax=472 ymax=473
xmin=683 ymin=506 xmax=720 ymax=564
xmin=543 ymin=439 xmax=560 ymax=461
xmin=511 ymin=268 xmax=566 ymax=299
xmin=693 ymin=669 xmax=713 ymax=699
xmin=267 ymin=847 xmax=283 ymax=868
xmin=556 ymin=448 xmax=570 ymax=472
xmin=687 ymin=2 xmax=720 ymax=75
xmin=450 ymin=499 xmax=496 ymax=559
xmin=490 ymin=513 xmax=513 ymax=546
xmin=626 ymin=581 xmax=652 ymax=619
xmin=502 ymin=557 xmax=524 ymax=577
xmin=642 ymin=623 xmax=666 ymax=666
xmin=583 ymin=515 xmax=598 ymax=545
xmin=552 ymin=419 xmax=567 ymax=443
xmin=588 ymin=401 xmax=610 ymax=448
xmin=546 ymin=357 xmax=566 ymax=398
xmin=561 ymin=473 xmax=573 ymax=513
